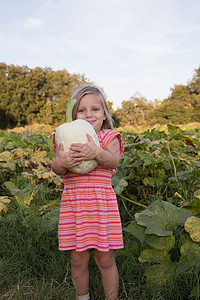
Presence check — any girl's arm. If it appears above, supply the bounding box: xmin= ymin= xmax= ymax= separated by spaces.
xmin=95 ymin=137 xmax=120 ymax=169
xmin=70 ymin=134 xmax=120 ymax=169
xmin=51 ymin=143 xmax=82 ymax=176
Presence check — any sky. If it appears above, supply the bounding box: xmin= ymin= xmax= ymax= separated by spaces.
xmin=1 ymin=0 xmax=200 ymax=109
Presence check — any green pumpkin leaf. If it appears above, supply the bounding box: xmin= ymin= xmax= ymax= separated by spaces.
xmin=139 ymin=247 xmax=176 ymax=287
xmin=4 ymin=181 xmax=33 ymax=208
xmin=144 ymin=261 xmax=175 ymax=287
xmin=123 ymin=220 xmax=146 ymax=244
xmin=183 ymin=190 xmax=200 ymax=215
xmin=4 ymin=181 xmax=20 ymax=196
xmin=138 ymin=248 xmax=172 ymax=264
xmin=112 ymin=177 xmax=128 ymax=195
xmin=184 ymin=216 xmax=200 ymax=242
xmin=0 ymin=151 xmax=13 ymax=163
xmin=145 ymin=234 xmax=175 ymax=252
xmin=137 ymin=150 xmax=154 ymax=167
xmin=143 ymin=177 xmax=156 ymax=187
xmin=176 ymin=240 xmax=200 ymax=274
xmin=0 ymin=202 xmax=9 ymax=216
xmin=135 ymin=201 xmax=192 ymax=236
xmin=0 ymin=196 xmax=11 ymax=204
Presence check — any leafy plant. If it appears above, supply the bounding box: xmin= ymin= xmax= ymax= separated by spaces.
xmin=112 ymin=124 xmax=200 ymax=208
xmin=0 ymin=196 xmax=11 ymax=217
xmin=124 ymin=199 xmax=200 ymax=289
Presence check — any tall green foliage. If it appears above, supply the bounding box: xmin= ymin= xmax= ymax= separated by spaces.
xmin=0 ymin=63 xmax=88 ymax=129
xmin=1 ymin=63 xmax=200 ymax=129
xmin=115 ymin=97 xmax=154 ymax=127
xmin=114 ymin=66 xmax=200 ymax=127
xmin=149 ymin=67 xmax=200 ymax=125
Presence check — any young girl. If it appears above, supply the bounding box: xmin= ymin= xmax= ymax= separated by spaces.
xmin=51 ymin=85 xmax=124 ymax=300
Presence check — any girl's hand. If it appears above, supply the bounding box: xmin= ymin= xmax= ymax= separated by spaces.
xmin=70 ymin=134 xmax=98 ymax=161
xmin=51 ymin=143 xmax=82 ymax=175
xmin=56 ymin=143 xmax=82 ymax=168
xmin=70 ymin=134 xmax=120 ymax=170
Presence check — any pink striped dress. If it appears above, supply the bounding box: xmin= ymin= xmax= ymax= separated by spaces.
xmin=54 ymin=129 xmax=124 ymax=252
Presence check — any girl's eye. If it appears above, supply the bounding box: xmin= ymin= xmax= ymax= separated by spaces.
xmin=93 ymin=108 xmax=99 ymax=111
xmin=78 ymin=109 xmax=84 ymax=113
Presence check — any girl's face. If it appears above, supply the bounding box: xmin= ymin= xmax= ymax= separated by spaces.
xmin=76 ymin=94 xmax=106 ymax=132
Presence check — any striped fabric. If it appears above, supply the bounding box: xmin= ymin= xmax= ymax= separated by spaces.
xmin=54 ymin=129 xmax=124 ymax=252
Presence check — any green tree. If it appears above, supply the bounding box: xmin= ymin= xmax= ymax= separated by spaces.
xmin=150 ymin=66 xmax=200 ymax=125
xmin=115 ymin=97 xmax=153 ymax=127
xmin=0 ymin=63 xmax=9 ymax=128
xmin=188 ymin=66 xmax=200 ymax=121
xmin=3 ymin=64 xmax=30 ymax=127
xmin=47 ymin=71 xmax=87 ymax=125
xmin=150 ymin=85 xmax=192 ymax=124
xmin=0 ymin=63 xmax=89 ymax=128
xmin=21 ymin=66 xmax=48 ymax=124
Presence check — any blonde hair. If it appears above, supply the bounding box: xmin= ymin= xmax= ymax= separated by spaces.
xmin=70 ymin=85 xmax=114 ymax=130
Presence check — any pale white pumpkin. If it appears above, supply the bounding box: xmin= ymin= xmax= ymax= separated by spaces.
xmin=55 ymin=99 xmax=100 ymax=174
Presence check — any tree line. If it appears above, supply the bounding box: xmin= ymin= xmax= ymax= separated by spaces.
xmin=0 ymin=62 xmax=200 ymax=129
xmin=113 ymin=66 xmax=200 ymax=127
xmin=0 ymin=63 xmax=87 ymax=129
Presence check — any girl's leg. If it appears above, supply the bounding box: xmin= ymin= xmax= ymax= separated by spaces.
xmin=70 ymin=249 xmax=90 ymax=297
xmin=93 ymin=249 xmax=119 ymax=300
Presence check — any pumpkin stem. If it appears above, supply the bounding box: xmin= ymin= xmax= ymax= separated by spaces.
xmin=66 ymin=98 xmax=77 ymax=123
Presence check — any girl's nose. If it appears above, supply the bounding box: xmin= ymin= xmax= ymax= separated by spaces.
xmin=85 ymin=109 xmax=92 ymax=117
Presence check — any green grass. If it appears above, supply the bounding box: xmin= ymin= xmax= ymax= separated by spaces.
xmin=0 ymin=210 xmax=75 ymax=300
xmin=0 ymin=210 xmax=199 ymax=299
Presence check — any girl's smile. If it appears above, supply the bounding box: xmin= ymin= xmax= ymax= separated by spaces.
xmin=76 ymin=94 xmax=106 ymax=132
